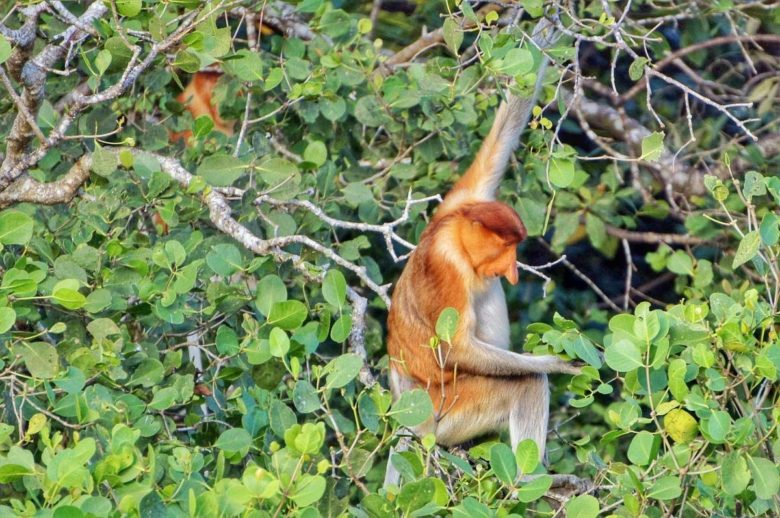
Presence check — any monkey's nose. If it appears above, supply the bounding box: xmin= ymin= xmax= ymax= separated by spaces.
xmin=505 ymin=262 xmax=519 ymax=285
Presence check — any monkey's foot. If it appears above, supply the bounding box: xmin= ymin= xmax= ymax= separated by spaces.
xmin=447 ymin=445 xmax=470 ymax=460
xmin=518 ymin=474 xmax=593 ymax=495
xmin=548 ymin=474 xmax=593 ymax=493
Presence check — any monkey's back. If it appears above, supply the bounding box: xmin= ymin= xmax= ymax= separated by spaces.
xmin=387 ymin=226 xmax=470 ymax=391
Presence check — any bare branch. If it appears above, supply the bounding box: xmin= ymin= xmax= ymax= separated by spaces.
xmin=604 ymin=226 xmax=710 ymax=246
xmin=0 ymin=154 xmax=91 ymax=208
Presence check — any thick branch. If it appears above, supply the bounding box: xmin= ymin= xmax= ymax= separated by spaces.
xmin=0 ymin=1 xmax=107 ymax=180
xmin=1 ymin=3 xmax=48 ymax=80
xmin=0 ymin=5 xmax=205 ymax=192
xmin=0 ymin=155 xmax=91 ymax=208
xmin=571 ymin=90 xmax=706 ymax=195
xmin=383 ymin=4 xmax=501 ymax=68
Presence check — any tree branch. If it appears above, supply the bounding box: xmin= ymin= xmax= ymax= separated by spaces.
xmin=0 ymin=155 xmax=91 ymax=208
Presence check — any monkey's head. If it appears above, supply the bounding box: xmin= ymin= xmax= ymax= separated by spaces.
xmin=456 ymin=202 xmax=527 ymax=285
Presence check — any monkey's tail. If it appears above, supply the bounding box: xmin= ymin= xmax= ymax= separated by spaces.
xmin=436 ymin=19 xmax=558 ymax=216
xmin=452 ymin=94 xmax=533 ymax=201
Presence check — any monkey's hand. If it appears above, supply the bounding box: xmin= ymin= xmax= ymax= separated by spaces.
xmin=450 ymin=341 xmax=586 ymax=377
xmin=547 ymin=356 xmax=583 ymax=375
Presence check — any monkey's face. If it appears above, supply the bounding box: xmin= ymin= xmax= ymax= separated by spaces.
xmin=460 ymin=222 xmax=520 ymax=285
xmin=481 ymin=244 xmax=519 ymax=284
xmin=455 ymin=202 xmax=525 ymax=285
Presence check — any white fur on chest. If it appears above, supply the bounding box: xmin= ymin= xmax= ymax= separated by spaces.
xmin=472 ymin=279 xmax=510 ymax=349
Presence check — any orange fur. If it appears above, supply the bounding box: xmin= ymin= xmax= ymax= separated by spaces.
xmin=170 ymin=72 xmax=235 ymax=143
xmin=387 ymin=94 xmax=578 ymax=454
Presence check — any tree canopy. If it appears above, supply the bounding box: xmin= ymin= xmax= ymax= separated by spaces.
xmin=0 ymin=1 xmax=779 ymax=516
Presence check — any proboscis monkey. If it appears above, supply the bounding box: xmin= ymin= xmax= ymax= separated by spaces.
xmin=170 ymin=19 xmax=278 ymax=143
xmin=387 ymin=95 xmax=580 ymax=460
xmin=170 ymin=71 xmax=235 ymax=143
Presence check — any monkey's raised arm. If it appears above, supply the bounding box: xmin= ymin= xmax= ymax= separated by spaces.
xmin=447 ymin=339 xmax=580 ymax=377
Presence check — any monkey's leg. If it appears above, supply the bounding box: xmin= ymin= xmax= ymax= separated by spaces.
xmin=508 ymin=373 xmax=549 ymax=458
xmin=432 ymin=374 xmax=549 ymax=458
xmin=433 ymin=375 xmax=592 ymax=495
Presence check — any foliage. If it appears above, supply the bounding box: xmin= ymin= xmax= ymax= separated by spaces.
xmin=0 ymin=0 xmax=779 ymax=517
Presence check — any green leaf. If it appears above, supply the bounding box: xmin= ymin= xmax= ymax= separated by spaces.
xmin=290 ymin=474 xmax=326 ymax=506
xmin=293 ymin=422 xmax=325 ymax=454
xmin=721 ymin=452 xmax=751 ymax=495
xmin=585 ymin=213 xmax=608 ymax=251
xmin=565 ymin=495 xmax=599 ymax=518
xmin=747 ymin=456 xmax=780 ymax=499
xmin=629 ymin=57 xmax=648 ymax=81
xmin=206 ymin=244 xmax=243 ymax=276
xmin=648 ymin=476 xmax=682 ymax=501
xmin=640 ymin=132 xmax=665 ymax=162
xmin=52 ymin=279 xmax=86 ymax=310
xmin=604 ymin=339 xmax=643 ymax=372
xmin=148 ymin=387 xmax=178 ymax=410
xmin=330 ymin=314 xmax=352 ymax=343
xmin=397 ymin=478 xmax=436 ymax=514
xmin=0 ymin=34 xmax=11 ymax=65
xmin=324 ymin=353 xmax=363 ymax=389
xmin=514 ymin=439 xmax=539 ymax=475
xmin=319 ymin=96 xmax=346 ymax=121
xmin=222 ymin=49 xmax=263 ymax=82
xmin=517 ymin=475 xmax=552 ymax=502
xmin=742 ymin=171 xmax=766 ymax=200
xmin=549 ymin=157 xmax=574 ymax=188
xmin=192 ymin=115 xmax=214 ymax=138
xmin=91 ymin=146 xmax=117 ymax=177
xmin=267 ymin=300 xmax=308 ymax=330
xmin=86 ymin=318 xmax=120 ymax=340
xmin=521 ymin=0 xmax=544 ymax=17
xmin=390 ymin=389 xmax=433 ymax=427
xmin=256 ymin=157 xmax=301 ymax=198
xmin=0 ymin=210 xmax=34 ymax=245
xmin=733 ymin=231 xmax=760 ymax=268
xmin=319 ymin=9 xmax=352 ymax=38
xmin=667 ymin=250 xmax=694 ymax=275
xmin=627 ymin=431 xmax=660 ymax=466
xmin=292 ymin=380 xmax=320 ymax=413
xmin=256 ymin=274 xmax=287 ymax=316
xmin=0 ymin=464 xmax=34 ymax=483
xmin=196 ymin=154 xmax=248 ymax=187
xmin=0 ymin=307 xmax=15 ymax=334
xmin=19 ymin=342 xmax=58 ymax=379
xmin=94 ymin=49 xmax=111 ymax=75
xmin=116 ymin=0 xmax=141 ymax=17
xmin=496 ymin=48 xmax=534 ymax=76
xmin=435 ymin=307 xmax=459 ymax=343
xmin=443 ymin=18 xmax=463 ymax=55
xmin=268 ymin=327 xmax=290 ymax=358
xmin=573 ymin=334 xmax=602 ymax=368
xmin=667 ymin=359 xmax=689 ymax=402
xmin=216 ymin=325 xmax=239 ymax=356
xmin=85 ymin=289 xmax=112 ymax=313
xmin=759 ymin=213 xmax=779 ymax=246
xmin=703 ymin=410 xmax=731 ymax=443
xmin=214 ymin=428 xmax=252 ymax=452
xmin=173 ymin=50 xmax=200 ymax=73
xmin=322 ymin=269 xmax=347 ymax=310
xmin=128 ymin=359 xmax=164 ymax=387
xmin=303 ymin=141 xmax=328 ymax=167
xmin=490 ymin=443 xmax=517 ymax=486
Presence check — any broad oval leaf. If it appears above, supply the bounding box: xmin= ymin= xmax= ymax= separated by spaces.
xmin=390 ymin=389 xmax=433 ymax=428
xmin=214 ymin=428 xmax=252 ymax=452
